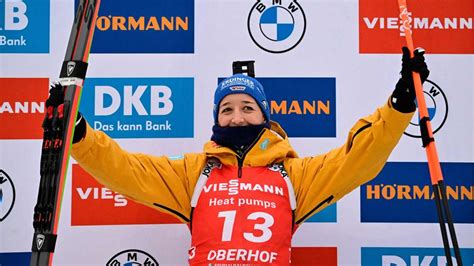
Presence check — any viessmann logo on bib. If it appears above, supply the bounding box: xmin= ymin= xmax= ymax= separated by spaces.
xmin=359 ymin=0 xmax=473 ymax=54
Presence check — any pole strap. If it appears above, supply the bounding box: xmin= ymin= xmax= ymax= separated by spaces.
xmin=59 ymin=60 xmax=88 ymax=86
xmin=419 ymin=116 xmax=435 ymax=147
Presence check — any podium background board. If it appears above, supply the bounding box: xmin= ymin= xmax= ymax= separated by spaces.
xmin=1 ymin=0 xmax=473 ymax=264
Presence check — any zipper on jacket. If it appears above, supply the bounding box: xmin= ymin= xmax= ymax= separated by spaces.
xmin=348 ymin=123 xmax=372 ymax=149
xmin=236 ymin=129 xmax=266 ymax=178
xmin=153 ymin=203 xmax=189 ymax=223
xmin=237 ymin=157 xmax=243 ymax=178
xmin=296 ymin=195 xmax=334 ymax=224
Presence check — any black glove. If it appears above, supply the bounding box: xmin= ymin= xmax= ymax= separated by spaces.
xmin=45 ymin=83 xmax=86 ymax=143
xmin=45 ymin=83 xmax=65 ymax=108
xmin=391 ymin=46 xmax=430 ymax=113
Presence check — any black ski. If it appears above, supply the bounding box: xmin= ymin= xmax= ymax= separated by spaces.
xmin=30 ymin=0 xmax=101 ymax=265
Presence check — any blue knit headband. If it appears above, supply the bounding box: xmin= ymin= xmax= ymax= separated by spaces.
xmin=213 ymin=74 xmax=270 ymax=124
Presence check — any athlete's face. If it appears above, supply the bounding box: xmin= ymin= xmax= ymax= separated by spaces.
xmin=218 ymin=94 xmax=265 ymax=127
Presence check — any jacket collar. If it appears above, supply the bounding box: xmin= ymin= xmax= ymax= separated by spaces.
xmin=203 ymin=121 xmax=298 ymax=166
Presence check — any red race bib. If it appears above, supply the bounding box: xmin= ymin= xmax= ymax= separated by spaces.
xmin=189 ymin=162 xmax=296 ymax=265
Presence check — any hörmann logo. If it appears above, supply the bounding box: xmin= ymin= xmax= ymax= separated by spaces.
xmin=71 ymin=164 xmax=179 ymax=226
xmin=404 ymin=80 xmax=447 ymax=138
xmin=366 ymin=184 xmax=472 ymax=201
xmin=359 ymin=0 xmax=473 ymax=54
xmin=79 ymin=78 xmax=193 ymax=138
xmin=217 ymin=77 xmax=336 ymax=137
xmin=362 ymin=247 xmax=474 ymax=266
xmin=96 ymin=16 xmax=189 ymax=32
xmin=0 ymin=78 xmax=48 ymax=139
xmin=361 ymin=162 xmax=473 ymax=223
xmin=248 ymin=0 xmax=306 ymax=53
xmin=0 ymin=0 xmax=49 ymax=53
xmin=79 ymin=0 xmax=194 ymax=53
xmin=264 ymin=77 xmax=335 ymax=137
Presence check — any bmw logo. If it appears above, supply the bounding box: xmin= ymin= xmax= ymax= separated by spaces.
xmin=106 ymin=249 xmax=159 ymax=266
xmin=0 ymin=169 xmax=16 ymax=222
xmin=248 ymin=0 xmax=306 ymax=53
xmin=404 ymin=80 xmax=448 ymax=138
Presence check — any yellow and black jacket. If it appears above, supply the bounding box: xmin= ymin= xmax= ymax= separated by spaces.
xmin=71 ymin=101 xmax=413 ymax=225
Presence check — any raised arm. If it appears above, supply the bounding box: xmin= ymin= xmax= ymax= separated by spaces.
xmin=71 ymin=120 xmax=206 ymax=223
xmin=288 ymin=101 xmax=413 ymax=224
xmin=288 ymin=47 xmax=429 ymax=224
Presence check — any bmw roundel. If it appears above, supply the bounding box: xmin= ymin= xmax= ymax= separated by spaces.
xmin=0 ymin=169 xmax=16 ymax=222
xmin=248 ymin=0 xmax=306 ymax=53
xmin=404 ymin=80 xmax=448 ymax=138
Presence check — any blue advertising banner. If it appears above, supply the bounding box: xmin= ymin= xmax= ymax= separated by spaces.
xmin=362 ymin=247 xmax=474 ymax=266
xmin=75 ymin=0 xmax=194 ymax=53
xmin=218 ymin=77 xmax=336 ymax=138
xmin=80 ymin=78 xmax=194 ymax=138
xmin=0 ymin=0 xmax=49 ymax=53
xmin=361 ymin=162 xmax=473 ymax=223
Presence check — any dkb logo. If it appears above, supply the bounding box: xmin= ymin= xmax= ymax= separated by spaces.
xmin=0 ymin=0 xmax=49 ymax=53
xmin=80 ymin=77 xmax=194 ymax=138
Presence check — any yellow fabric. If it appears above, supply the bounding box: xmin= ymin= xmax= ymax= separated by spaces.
xmin=71 ymin=101 xmax=413 ymax=224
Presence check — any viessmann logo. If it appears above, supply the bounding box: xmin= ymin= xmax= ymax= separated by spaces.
xmin=218 ymin=77 xmax=336 ymax=138
xmin=79 ymin=77 xmax=194 ymax=139
xmin=359 ymin=0 xmax=473 ymax=54
xmin=0 ymin=0 xmax=50 ymax=53
xmin=0 ymin=78 xmax=48 ymax=139
xmin=76 ymin=0 xmax=194 ymax=53
xmin=361 ymin=162 xmax=473 ymax=223
xmin=71 ymin=164 xmax=180 ymax=226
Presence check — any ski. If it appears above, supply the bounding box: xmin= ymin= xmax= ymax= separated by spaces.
xmin=30 ymin=0 xmax=101 ymax=265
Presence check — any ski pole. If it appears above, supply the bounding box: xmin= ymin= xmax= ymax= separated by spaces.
xmin=397 ymin=1 xmax=462 ymax=265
